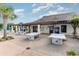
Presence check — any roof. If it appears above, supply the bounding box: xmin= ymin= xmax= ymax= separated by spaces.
xmin=26 ymin=12 xmax=78 ymax=25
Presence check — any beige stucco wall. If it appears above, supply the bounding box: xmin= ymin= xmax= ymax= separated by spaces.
xmin=41 ymin=24 xmax=73 ymax=34
xmin=30 ymin=25 xmax=33 ymax=33
xmin=40 ymin=25 xmax=49 ymax=34
xmin=40 ymin=24 xmax=76 ymax=34
xmin=76 ymin=27 xmax=79 ymax=35
xmin=30 ymin=24 xmax=79 ymax=35
xmin=54 ymin=24 xmax=73 ymax=34
xmin=66 ymin=24 xmax=73 ymax=34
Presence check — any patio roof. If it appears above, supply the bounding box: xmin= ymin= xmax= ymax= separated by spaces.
xmin=26 ymin=12 xmax=78 ymax=25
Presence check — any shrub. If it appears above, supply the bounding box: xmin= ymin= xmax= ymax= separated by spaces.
xmin=67 ymin=49 xmax=77 ymax=56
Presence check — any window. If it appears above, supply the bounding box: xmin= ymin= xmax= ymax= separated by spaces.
xmin=61 ymin=25 xmax=67 ymax=33
xmin=40 ymin=26 xmax=44 ymax=31
xmin=49 ymin=26 xmax=54 ymax=34
xmin=54 ymin=27 xmax=60 ymax=34
xmin=33 ymin=26 xmax=37 ymax=32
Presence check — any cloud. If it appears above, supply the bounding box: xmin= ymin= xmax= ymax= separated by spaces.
xmin=32 ymin=6 xmax=48 ymax=13
xmin=38 ymin=11 xmax=59 ymax=18
xmin=57 ymin=6 xmax=65 ymax=11
xmin=32 ymin=3 xmax=69 ymax=14
xmin=32 ymin=3 xmax=37 ymax=7
xmin=32 ymin=5 xmax=48 ymax=13
xmin=32 ymin=8 xmax=40 ymax=13
xmin=47 ymin=11 xmax=59 ymax=15
xmin=32 ymin=3 xmax=54 ymax=13
xmin=47 ymin=11 xmax=71 ymax=15
xmin=56 ymin=5 xmax=69 ymax=11
xmin=39 ymin=3 xmax=54 ymax=7
xmin=14 ymin=9 xmax=24 ymax=16
xmin=31 ymin=4 xmax=72 ymax=21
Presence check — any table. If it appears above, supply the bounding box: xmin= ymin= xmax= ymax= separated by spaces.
xmin=49 ymin=34 xmax=66 ymax=45
xmin=26 ymin=32 xmax=39 ymax=40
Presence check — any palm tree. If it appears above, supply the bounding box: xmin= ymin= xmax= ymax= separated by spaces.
xmin=0 ymin=4 xmax=17 ymax=39
xmin=71 ymin=16 xmax=79 ymax=38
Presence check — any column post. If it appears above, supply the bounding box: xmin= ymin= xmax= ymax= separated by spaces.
xmin=38 ymin=24 xmax=41 ymax=34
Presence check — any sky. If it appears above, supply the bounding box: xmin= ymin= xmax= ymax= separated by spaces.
xmin=1 ymin=3 xmax=79 ymax=24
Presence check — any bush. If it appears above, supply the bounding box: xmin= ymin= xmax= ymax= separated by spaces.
xmin=67 ymin=49 xmax=78 ymax=56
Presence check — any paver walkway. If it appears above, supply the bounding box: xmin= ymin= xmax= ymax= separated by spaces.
xmin=0 ymin=33 xmax=79 ymax=56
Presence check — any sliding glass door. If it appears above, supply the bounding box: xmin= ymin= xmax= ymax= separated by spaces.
xmin=49 ymin=26 xmax=54 ymax=34
xmin=33 ymin=26 xmax=38 ymax=32
xmin=54 ymin=27 xmax=60 ymax=34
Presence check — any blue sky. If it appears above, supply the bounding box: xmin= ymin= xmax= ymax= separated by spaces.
xmin=1 ymin=3 xmax=79 ymax=24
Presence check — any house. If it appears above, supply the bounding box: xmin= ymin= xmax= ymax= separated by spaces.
xmin=9 ymin=23 xmax=29 ymax=33
xmin=26 ymin=12 xmax=79 ymax=35
xmin=0 ymin=23 xmax=29 ymax=33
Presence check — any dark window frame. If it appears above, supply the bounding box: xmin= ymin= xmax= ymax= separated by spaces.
xmin=61 ymin=25 xmax=67 ymax=33
xmin=33 ymin=26 xmax=38 ymax=32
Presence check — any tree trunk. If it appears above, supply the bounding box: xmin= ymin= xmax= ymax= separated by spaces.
xmin=3 ymin=16 xmax=8 ymax=39
xmin=73 ymin=27 xmax=76 ymax=38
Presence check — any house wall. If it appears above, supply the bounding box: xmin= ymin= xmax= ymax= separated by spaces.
xmin=66 ymin=24 xmax=79 ymax=35
xmin=41 ymin=24 xmax=73 ymax=34
xmin=76 ymin=27 xmax=79 ymax=35
xmin=53 ymin=24 xmax=61 ymax=33
xmin=30 ymin=24 xmax=79 ymax=35
xmin=30 ymin=25 xmax=34 ymax=32
xmin=30 ymin=25 xmax=41 ymax=33
xmin=40 ymin=25 xmax=49 ymax=34
xmin=55 ymin=24 xmax=79 ymax=35
xmin=66 ymin=24 xmax=73 ymax=34
xmin=55 ymin=24 xmax=73 ymax=34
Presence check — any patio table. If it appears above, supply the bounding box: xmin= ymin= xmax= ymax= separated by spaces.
xmin=26 ymin=32 xmax=39 ymax=40
xmin=48 ymin=34 xmax=66 ymax=45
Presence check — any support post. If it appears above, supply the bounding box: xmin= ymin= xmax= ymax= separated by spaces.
xmin=38 ymin=25 xmax=41 ymax=34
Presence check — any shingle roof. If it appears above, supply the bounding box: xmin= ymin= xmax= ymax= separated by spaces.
xmin=26 ymin=12 xmax=78 ymax=25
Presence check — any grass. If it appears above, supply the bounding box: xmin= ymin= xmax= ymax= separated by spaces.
xmin=0 ymin=36 xmax=14 ymax=42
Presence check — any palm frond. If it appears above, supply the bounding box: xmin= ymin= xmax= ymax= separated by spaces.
xmin=9 ymin=13 xmax=17 ymax=20
xmin=0 ymin=4 xmax=14 ymax=16
xmin=0 ymin=4 xmax=17 ymax=20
